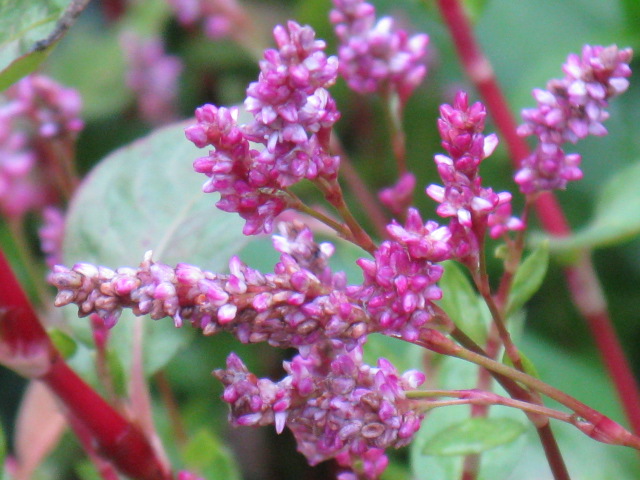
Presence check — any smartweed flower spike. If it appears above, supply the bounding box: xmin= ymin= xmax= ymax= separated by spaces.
xmin=516 ymin=45 xmax=633 ymax=194
xmin=214 ymin=341 xmax=425 ymax=479
xmin=186 ymin=22 xmax=341 ymax=234
xmin=426 ymin=92 xmax=522 ymax=263
xmin=330 ymin=0 xmax=429 ymax=103
xmin=121 ymin=33 xmax=183 ymax=125
xmin=0 ymin=74 xmax=83 ymax=219
xmin=49 ymin=223 xmax=369 ymax=350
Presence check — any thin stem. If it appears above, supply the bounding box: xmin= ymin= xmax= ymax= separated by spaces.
xmin=286 ymin=191 xmax=366 ymax=249
xmin=409 ymin=389 xmax=577 ymax=424
xmin=419 ymin=328 xmax=640 ymax=450
xmin=313 ymin=178 xmax=378 ymax=254
xmin=382 ymin=90 xmax=408 ymax=174
xmin=434 ymin=0 xmax=640 ymax=435
xmin=331 ymin=134 xmax=389 ymax=238
xmin=154 ymin=371 xmax=188 ymax=446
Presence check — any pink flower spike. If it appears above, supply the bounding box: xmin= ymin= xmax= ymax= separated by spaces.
xmin=515 ymin=44 xmax=632 ymax=194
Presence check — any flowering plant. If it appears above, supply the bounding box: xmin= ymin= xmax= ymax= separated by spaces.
xmin=2 ymin=0 xmax=640 ymax=479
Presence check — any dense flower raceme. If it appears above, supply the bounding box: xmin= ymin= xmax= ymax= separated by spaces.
xmin=0 ymin=74 xmax=83 ymax=219
xmin=49 ymin=223 xmax=371 ymax=350
xmin=121 ymin=33 xmax=183 ymax=125
xmin=214 ymin=341 xmax=425 ymax=479
xmin=330 ymin=0 xmax=429 ymax=103
xmin=426 ymin=92 xmax=523 ymax=265
xmin=186 ymin=22 xmax=341 ymax=234
xmin=516 ymin=44 xmax=633 ymax=194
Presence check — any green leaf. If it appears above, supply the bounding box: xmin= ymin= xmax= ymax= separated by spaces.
xmin=506 ymin=242 xmax=549 ymax=318
xmin=182 ymin=428 xmax=241 ymax=480
xmin=62 ymin=120 xmax=249 ymax=377
xmin=0 ymin=0 xmax=73 ymax=90
xmin=422 ymin=417 xmax=526 ymax=456
xmin=547 ymin=161 xmax=640 ymax=253
xmin=437 ymin=261 xmax=488 ymax=344
xmin=0 ymin=418 xmax=5 ymax=480
xmin=48 ymin=328 xmax=77 ymax=359
xmin=411 ymin=356 xmax=529 ymax=480
xmin=501 ymin=349 xmax=540 ymax=379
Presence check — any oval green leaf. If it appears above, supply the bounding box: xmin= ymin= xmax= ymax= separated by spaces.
xmin=506 ymin=241 xmax=549 ymax=318
xmin=437 ymin=261 xmax=489 ymax=344
xmin=422 ymin=417 xmax=526 ymax=456
xmin=62 ymin=120 xmax=249 ymax=376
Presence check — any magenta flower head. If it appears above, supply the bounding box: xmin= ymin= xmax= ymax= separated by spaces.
xmin=186 ymin=22 xmax=342 ymax=234
xmin=214 ymin=341 xmax=425 ymax=479
xmin=515 ymin=44 xmax=633 ymax=194
xmin=330 ymin=0 xmax=429 ymax=103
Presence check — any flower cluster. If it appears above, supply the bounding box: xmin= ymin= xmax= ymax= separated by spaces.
xmin=353 ymin=209 xmax=451 ymax=342
xmin=121 ymin=33 xmax=183 ymax=125
xmin=330 ymin=0 xmax=429 ymax=103
xmin=167 ymin=0 xmax=246 ymax=39
xmin=515 ymin=44 xmax=633 ymax=194
xmin=0 ymin=75 xmax=83 ymax=219
xmin=214 ymin=341 xmax=425 ymax=479
xmin=185 ymin=22 xmax=341 ymax=234
xmin=426 ymin=92 xmax=522 ymax=265
xmin=49 ymin=223 xmax=369 ymax=350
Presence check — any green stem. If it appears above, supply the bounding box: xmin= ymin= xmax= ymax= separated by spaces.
xmin=7 ymin=219 xmax=50 ymax=308
xmin=409 ymin=389 xmax=575 ymax=423
xmin=312 ymin=178 xmax=377 ymax=254
xmin=419 ymin=328 xmax=640 ymax=449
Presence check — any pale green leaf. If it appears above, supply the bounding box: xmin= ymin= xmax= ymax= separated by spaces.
xmin=182 ymin=429 xmax=241 ymax=480
xmin=506 ymin=242 xmax=549 ymax=318
xmin=0 ymin=419 xmax=5 ymax=480
xmin=422 ymin=417 xmax=526 ymax=456
xmin=548 ymin=161 xmax=640 ymax=252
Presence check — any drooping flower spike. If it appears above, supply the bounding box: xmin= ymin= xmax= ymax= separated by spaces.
xmin=214 ymin=341 xmax=425 ymax=479
xmin=49 ymin=223 xmax=369 ymax=351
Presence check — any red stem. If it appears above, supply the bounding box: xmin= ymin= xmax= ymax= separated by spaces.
xmin=0 ymin=249 xmax=171 ymax=480
xmin=42 ymin=359 xmax=170 ymax=480
xmin=435 ymin=0 xmax=640 ymax=436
